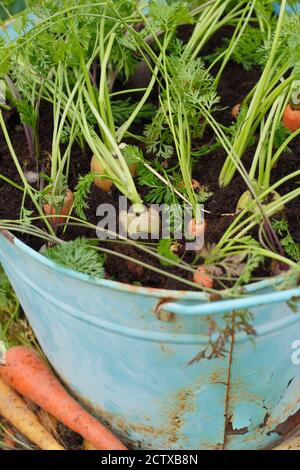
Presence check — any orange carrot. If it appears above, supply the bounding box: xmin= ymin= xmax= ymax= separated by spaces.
xmin=0 ymin=347 xmax=127 ymax=451
xmin=43 ymin=189 xmax=74 ymax=226
xmin=283 ymin=103 xmax=300 ymax=132
xmin=191 ymin=179 xmax=201 ymax=190
xmin=193 ymin=266 xmax=214 ymax=289
xmin=91 ymin=155 xmax=113 ymax=192
xmin=187 ymin=218 xmax=207 ymax=239
xmin=178 ymin=179 xmax=201 ymax=190
xmin=231 ymin=103 xmax=241 ymax=119
xmin=91 ymin=156 xmax=136 ymax=192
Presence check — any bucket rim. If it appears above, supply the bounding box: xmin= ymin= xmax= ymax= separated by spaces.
xmin=0 ymin=230 xmax=284 ymax=301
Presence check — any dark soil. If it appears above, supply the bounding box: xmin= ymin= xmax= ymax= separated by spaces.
xmin=1 ymin=28 xmax=300 ymax=291
xmin=56 ymin=422 xmax=83 ymax=451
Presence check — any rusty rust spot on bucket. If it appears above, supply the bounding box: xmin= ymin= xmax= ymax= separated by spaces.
xmin=226 ymin=417 xmax=249 ymax=436
xmin=1 ymin=230 xmax=15 ymax=244
xmin=209 ymin=293 xmax=222 ymax=302
xmin=166 ymin=387 xmax=198 ymax=446
xmin=160 ymin=344 xmax=174 ymax=356
xmin=270 ymin=408 xmax=300 ymax=438
xmin=77 ymin=393 xmax=168 ymax=447
xmin=155 ymin=298 xmax=176 ymax=322
xmin=259 ymin=413 xmax=270 ymax=429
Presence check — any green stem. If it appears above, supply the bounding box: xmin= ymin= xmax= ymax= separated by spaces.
xmin=0 ymin=112 xmax=54 ymax=235
xmin=219 ymin=0 xmax=287 ymax=187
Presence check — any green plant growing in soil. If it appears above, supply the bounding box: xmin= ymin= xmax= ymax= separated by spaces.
xmin=1 ymin=0 xmax=300 ymax=298
xmin=190 ymin=65 xmax=300 ymax=284
xmin=40 ymin=64 xmax=79 ymax=228
xmin=219 ymin=0 xmax=297 ymax=187
xmin=0 ymin=109 xmax=55 ymax=233
xmin=272 ymin=219 xmax=300 ymax=262
xmin=235 ymin=91 xmax=291 ymax=214
xmin=156 ymin=44 xmax=219 ymax=218
xmin=45 ymin=237 xmax=105 ymax=277
xmin=126 ymin=0 xmax=265 ymax=244
xmin=4 ymin=74 xmax=42 ymax=165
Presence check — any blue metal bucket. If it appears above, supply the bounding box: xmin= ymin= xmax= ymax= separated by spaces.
xmin=1 ymin=230 xmax=300 ymax=450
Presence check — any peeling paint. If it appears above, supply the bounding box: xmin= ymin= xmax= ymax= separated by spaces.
xmin=226 ymin=418 xmax=249 ymax=436
xmin=77 ymin=388 xmax=198 ymax=449
xmin=259 ymin=413 xmax=270 ymax=429
xmin=270 ymin=409 xmax=300 ymax=438
xmin=166 ymin=387 xmax=198 ymax=447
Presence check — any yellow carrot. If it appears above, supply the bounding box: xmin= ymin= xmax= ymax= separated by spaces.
xmin=83 ymin=439 xmax=98 ymax=450
xmin=0 ymin=377 xmax=64 ymax=450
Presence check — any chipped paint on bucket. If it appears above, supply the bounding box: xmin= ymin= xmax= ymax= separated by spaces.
xmin=0 ymin=231 xmax=300 ymax=450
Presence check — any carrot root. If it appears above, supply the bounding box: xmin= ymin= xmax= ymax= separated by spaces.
xmin=193 ymin=266 xmax=214 ymax=289
xmin=283 ymin=104 xmax=300 ymax=133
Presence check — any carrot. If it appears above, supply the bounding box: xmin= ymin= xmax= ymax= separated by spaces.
xmin=187 ymin=218 xmax=207 ymax=239
xmin=43 ymin=189 xmax=74 ymax=226
xmin=0 ymin=377 xmax=64 ymax=450
xmin=193 ymin=266 xmax=214 ymax=289
xmin=91 ymin=155 xmax=136 ymax=192
xmin=91 ymin=155 xmax=113 ymax=192
xmin=191 ymin=179 xmax=201 ymax=190
xmin=178 ymin=179 xmax=201 ymax=190
xmin=0 ymin=347 xmax=127 ymax=451
xmin=231 ymin=103 xmax=241 ymax=119
xmin=283 ymin=103 xmax=300 ymax=132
